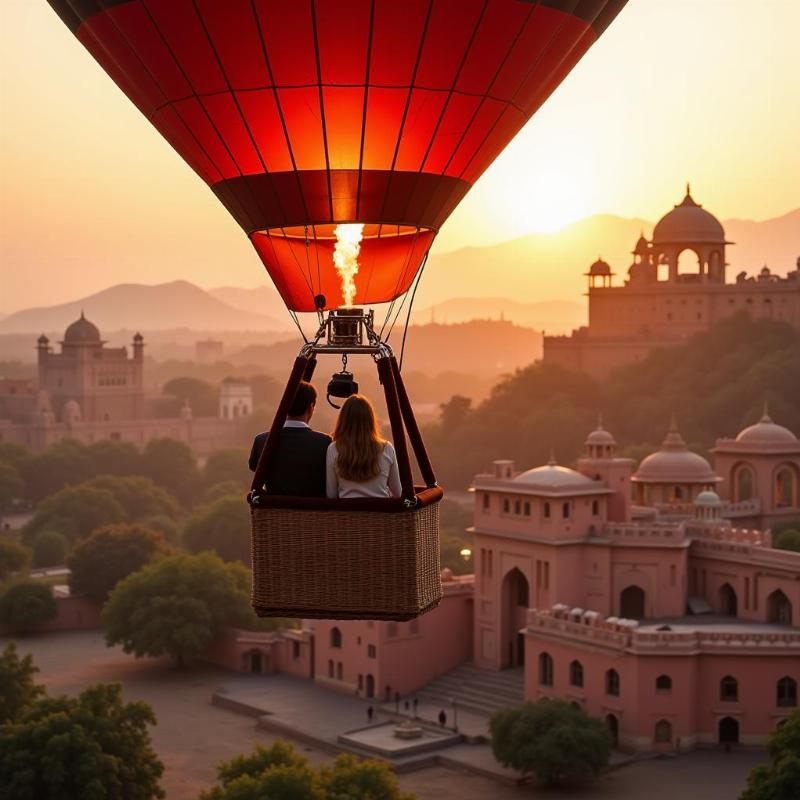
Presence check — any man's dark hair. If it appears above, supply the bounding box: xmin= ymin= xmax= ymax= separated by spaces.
xmin=288 ymin=381 xmax=317 ymax=417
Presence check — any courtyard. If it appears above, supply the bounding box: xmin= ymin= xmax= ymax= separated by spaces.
xmin=5 ymin=630 xmax=764 ymax=799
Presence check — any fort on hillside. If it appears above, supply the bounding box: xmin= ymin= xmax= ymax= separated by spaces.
xmin=0 ymin=314 xmax=252 ymax=454
xmin=543 ymin=186 xmax=800 ymax=377
xmin=199 ymin=411 xmax=800 ymax=753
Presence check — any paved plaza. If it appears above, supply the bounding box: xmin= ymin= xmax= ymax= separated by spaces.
xmin=5 ymin=630 xmax=765 ymax=800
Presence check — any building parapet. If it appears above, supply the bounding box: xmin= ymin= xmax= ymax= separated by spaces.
xmin=687 ymin=524 xmax=771 ymax=547
xmin=721 ymin=498 xmax=762 ymax=517
xmin=599 ymin=522 xmax=687 ymax=545
xmin=525 ymin=605 xmax=800 ymax=654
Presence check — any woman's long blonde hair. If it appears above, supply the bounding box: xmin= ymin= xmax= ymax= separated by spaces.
xmin=332 ymin=395 xmax=385 ymax=481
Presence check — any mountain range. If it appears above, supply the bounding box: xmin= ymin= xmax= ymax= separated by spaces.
xmin=1 ymin=209 xmax=796 ymax=338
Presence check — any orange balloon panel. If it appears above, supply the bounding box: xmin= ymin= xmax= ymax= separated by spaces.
xmin=48 ymin=0 xmax=627 ymax=311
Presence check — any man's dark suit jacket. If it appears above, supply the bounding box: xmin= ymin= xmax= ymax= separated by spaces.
xmin=248 ymin=426 xmax=332 ymax=497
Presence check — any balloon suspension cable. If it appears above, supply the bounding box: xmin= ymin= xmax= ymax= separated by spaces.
xmin=397 ymin=248 xmax=430 ymax=373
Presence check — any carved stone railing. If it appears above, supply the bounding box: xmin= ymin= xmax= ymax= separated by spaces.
xmin=602 ymin=522 xmax=687 ymax=544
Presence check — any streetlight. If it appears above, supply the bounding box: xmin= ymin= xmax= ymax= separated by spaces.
xmin=459 ymin=548 xmax=472 ymax=562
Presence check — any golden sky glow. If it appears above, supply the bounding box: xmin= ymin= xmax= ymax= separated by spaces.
xmin=1 ymin=0 xmax=798 ymax=312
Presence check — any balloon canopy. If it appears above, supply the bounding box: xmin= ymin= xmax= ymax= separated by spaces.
xmin=49 ymin=0 xmax=626 ymax=311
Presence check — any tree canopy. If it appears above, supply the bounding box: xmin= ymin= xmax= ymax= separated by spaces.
xmin=0 ymin=642 xmax=44 ymax=724
xmin=741 ymin=710 xmax=800 ymax=800
xmin=68 ymin=524 xmax=171 ymax=603
xmin=0 ymin=580 xmax=57 ymax=634
xmin=0 ymin=462 xmax=24 ymax=514
xmin=162 ymin=376 xmax=218 ymax=416
xmin=200 ymin=740 xmax=414 ymax=800
xmin=32 ymin=530 xmax=68 ymax=568
xmin=81 ymin=475 xmax=180 ymax=522
xmin=0 ymin=682 xmax=164 ymax=800
xmin=490 ymin=699 xmax=612 ymax=785
xmin=203 ymin=448 xmax=251 ymax=490
xmin=103 ymin=552 xmax=251 ymax=666
xmin=775 ymin=529 xmax=800 ymax=553
xmin=140 ymin=438 xmax=199 ymax=506
xmin=23 ymin=484 xmax=126 ymax=544
xmin=182 ymin=496 xmax=250 ymax=563
xmin=0 ymin=537 xmax=30 ymax=581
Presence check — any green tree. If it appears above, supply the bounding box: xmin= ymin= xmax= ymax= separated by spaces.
xmin=68 ymin=524 xmax=171 ymax=603
xmin=0 ymin=580 xmax=57 ymax=634
xmin=140 ymin=438 xmax=198 ymax=506
xmin=19 ymin=439 xmax=93 ymax=503
xmin=200 ymin=740 xmax=413 ymax=800
xmin=0 ymin=682 xmax=164 ymax=799
xmin=0 ymin=441 xmax=29 ymax=472
xmin=86 ymin=439 xmax=143 ymax=476
xmin=203 ymin=480 xmax=245 ymax=505
xmin=163 ymin=376 xmax=218 ymax=416
xmin=775 ymin=529 xmax=800 ymax=553
xmin=0 ymin=462 xmax=24 ymax=517
xmin=490 ymin=700 xmax=612 ymax=785
xmin=203 ymin=448 xmax=251 ymax=489
xmin=741 ymin=710 xmax=800 ymax=800
xmin=182 ymin=496 xmax=250 ymax=563
xmin=82 ymin=475 xmax=181 ymax=521
xmin=0 ymin=642 xmax=44 ymax=723
xmin=103 ymin=552 xmax=251 ymax=667
xmin=23 ymin=484 xmax=125 ymax=544
xmin=32 ymin=530 xmax=68 ymax=568
xmin=0 ymin=537 xmax=30 ymax=580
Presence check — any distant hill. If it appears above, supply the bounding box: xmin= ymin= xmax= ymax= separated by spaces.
xmin=414 ymin=297 xmax=585 ymax=335
xmin=0 ymin=280 xmax=285 ymax=334
xmin=230 ymin=319 xmax=541 ymax=376
xmin=419 ymin=210 xmax=800 ymax=306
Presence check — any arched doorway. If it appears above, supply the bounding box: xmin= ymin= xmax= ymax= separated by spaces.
xmin=501 ymin=568 xmax=530 ymax=668
xmin=365 ymin=674 xmax=375 ymax=698
xmin=248 ymin=650 xmax=263 ymax=674
xmin=734 ymin=464 xmax=754 ymax=502
xmin=620 ymin=585 xmax=646 ymax=619
xmin=768 ymin=590 xmax=793 ymax=625
xmin=774 ymin=466 xmax=797 ymax=508
xmin=719 ymin=716 xmax=739 ymax=745
xmin=719 ymin=583 xmax=737 ymax=616
xmin=606 ymin=714 xmax=619 ymax=747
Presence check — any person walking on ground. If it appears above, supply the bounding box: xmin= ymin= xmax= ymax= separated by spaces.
xmin=367 ymin=706 xmax=374 ymax=724
xmin=438 ymin=709 xmax=447 ymax=727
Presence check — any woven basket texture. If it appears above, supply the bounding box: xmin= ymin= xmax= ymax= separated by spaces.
xmin=251 ymin=501 xmax=442 ymax=621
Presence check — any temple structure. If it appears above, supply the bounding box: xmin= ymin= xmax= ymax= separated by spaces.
xmin=209 ymin=411 xmax=800 ymax=753
xmin=0 ymin=314 xmax=252 ymax=454
xmin=543 ymin=187 xmax=800 ymax=377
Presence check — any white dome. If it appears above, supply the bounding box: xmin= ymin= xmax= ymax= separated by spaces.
xmin=736 ymin=412 xmax=796 ymax=444
xmin=515 ymin=463 xmax=597 ymax=489
xmin=586 ymin=426 xmax=616 ymax=446
xmin=652 ymin=188 xmax=726 ymax=245
xmin=695 ymin=490 xmax=721 ymax=507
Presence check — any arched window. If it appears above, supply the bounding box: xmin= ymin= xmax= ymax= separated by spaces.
xmin=777 ymin=676 xmax=798 ymax=708
xmin=720 ymin=675 xmax=738 ymax=701
xmin=734 ymin=465 xmax=754 ymax=502
xmin=503 ymin=498 xmax=510 ymax=513
xmin=592 ymin=500 xmax=599 ymax=516
xmin=606 ymin=669 xmax=620 ymax=696
xmin=654 ymin=719 xmax=672 ymax=743
xmin=328 ymin=659 xmax=334 ymax=678
xmin=539 ymin=652 xmax=553 ymax=686
xmin=569 ymin=660 xmax=583 ymax=688
xmin=656 ymin=675 xmax=672 ymax=693
xmin=775 ymin=467 xmax=796 ymax=508
xmin=544 ymin=502 xmax=551 ymax=519
xmin=330 ymin=627 xmax=342 ymax=649
xmin=514 ymin=500 xmax=521 ymax=514
xmin=767 ymin=590 xmax=793 ymax=625
xmin=562 ymin=502 xmax=570 ymax=519
xmin=523 ymin=502 xmax=531 ymax=516
xmin=719 ymin=583 xmax=738 ymax=616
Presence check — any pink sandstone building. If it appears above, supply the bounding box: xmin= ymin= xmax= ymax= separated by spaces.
xmin=209 ymin=410 xmax=799 ymax=753
xmin=0 ymin=314 xmax=252 ymax=454
xmin=543 ymin=187 xmax=800 ymax=377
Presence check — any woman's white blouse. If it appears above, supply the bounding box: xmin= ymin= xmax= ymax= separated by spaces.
xmin=326 ymin=441 xmax=402 ymax=499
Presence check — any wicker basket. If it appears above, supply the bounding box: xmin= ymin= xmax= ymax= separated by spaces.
xmin=251 ymin=494 xmax=442 ymax=621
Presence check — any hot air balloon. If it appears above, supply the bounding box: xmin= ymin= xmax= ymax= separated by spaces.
xmin=47 ymin=0 xmax=628 ymax=621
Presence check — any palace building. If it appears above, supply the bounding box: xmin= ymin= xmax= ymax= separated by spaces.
xmin=543 ymin=187 xmax=800 ymax=377
xmin=209 ymin=411 xmax=800 ymax=753
xmin=0 ymin=314 xmax=252 ymax=454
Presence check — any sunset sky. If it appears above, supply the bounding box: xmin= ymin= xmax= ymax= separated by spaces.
xmin=1 ymin=0 xmax=798 ymax=313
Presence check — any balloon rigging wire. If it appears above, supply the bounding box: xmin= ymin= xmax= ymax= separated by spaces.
xmin=398 ymin=248 xmax=429 ymax=373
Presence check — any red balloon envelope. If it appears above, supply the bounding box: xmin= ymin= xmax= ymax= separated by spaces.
xmin=48 ymin=0 xmax=626 ymax=311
